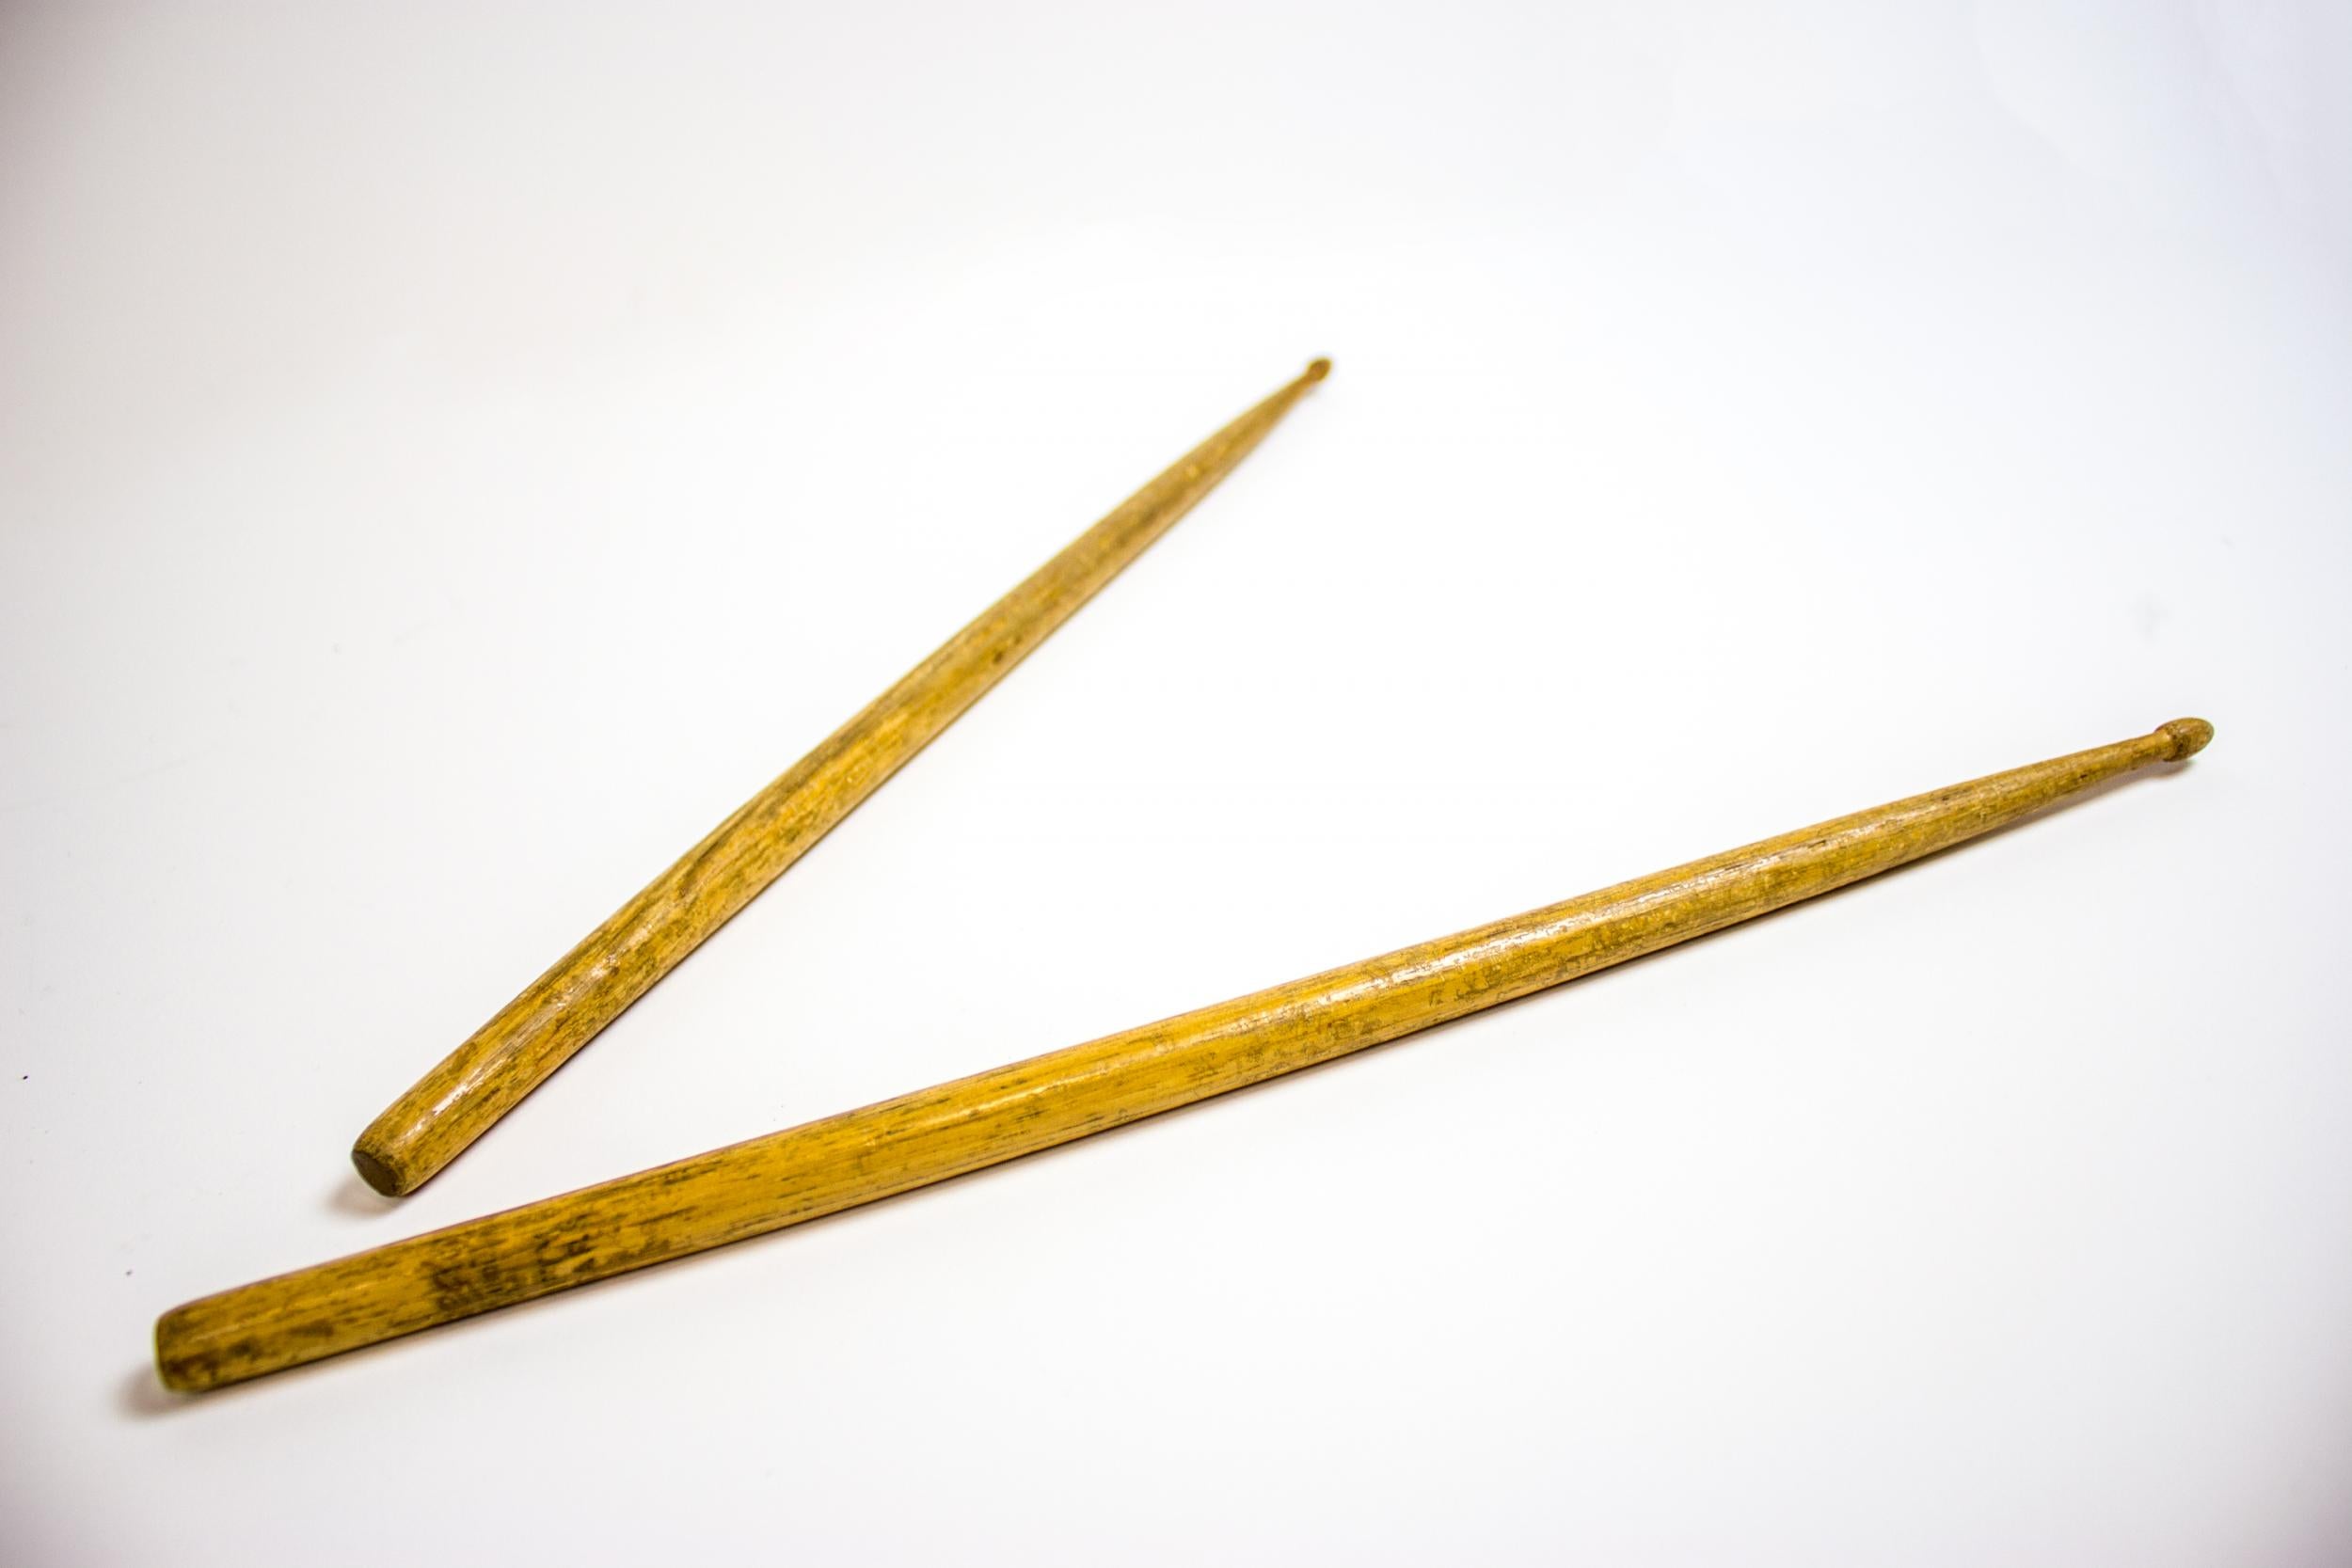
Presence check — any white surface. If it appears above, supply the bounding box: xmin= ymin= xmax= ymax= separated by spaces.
xmin=4 ymin=3 xmax=2348 ymax=1562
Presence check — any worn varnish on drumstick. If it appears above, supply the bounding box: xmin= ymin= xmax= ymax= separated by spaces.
xmin=161 ymin=719 xmax=2213 ymax=1391
xmin=352 ymin=359 xmax=1331 ymax=1197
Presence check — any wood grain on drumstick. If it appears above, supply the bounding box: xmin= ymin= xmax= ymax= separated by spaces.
xmin=351 ymin=359 xmax=1331 ymax=1196
xmin=166 ymin=718 xmax=2212 ymax=1391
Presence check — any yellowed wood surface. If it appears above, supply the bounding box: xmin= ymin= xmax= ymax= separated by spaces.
xmin=352 ymin=360 xmax=1330 ymax=1196
xmin=165 ymin=718 xmax=2213 ymax=1391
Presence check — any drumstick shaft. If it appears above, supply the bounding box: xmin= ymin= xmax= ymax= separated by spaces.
xmin=352 ymin=359 xmax=1331 ymax=1196
xmin=164 ymin=718 xmax=2212 ymax=1391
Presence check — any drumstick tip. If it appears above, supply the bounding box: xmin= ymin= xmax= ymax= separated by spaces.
xmin=2157 ymin=718 xmax=2214 ymax=760
xmin=1303 ymin=357 xmax=1331 ymax=383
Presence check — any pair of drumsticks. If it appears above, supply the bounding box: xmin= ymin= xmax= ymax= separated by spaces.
xmin=155 ymin=360 xmax=2212 ymax=1391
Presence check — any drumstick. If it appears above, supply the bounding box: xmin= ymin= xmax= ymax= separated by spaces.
xmin=162 ymin=718 xmax=2213 ymax=1391
xmin=351 ymin=359 xmax=1332 ymax=1196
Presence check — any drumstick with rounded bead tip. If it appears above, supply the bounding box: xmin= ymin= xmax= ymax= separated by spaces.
xmin=162 ymin=717 xmax=2213 ymax=1391
xmin=352 ymin=358 xmax=1332 ymax=1197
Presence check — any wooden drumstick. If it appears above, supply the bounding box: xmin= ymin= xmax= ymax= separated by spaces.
xmin=352 ymin=359 xmax=1332 ymax=1196
xmin=163 ymin=718 xmax=2213 ymax=1391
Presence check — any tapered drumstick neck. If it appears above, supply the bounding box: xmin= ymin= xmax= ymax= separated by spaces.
xmin=1097 ymin=358 xmax=1331 ymax=546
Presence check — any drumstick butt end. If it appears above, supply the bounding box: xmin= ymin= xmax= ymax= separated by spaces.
xmin=350 ymin=1142 xmax=409 ymax=1198
xmin=153 ymin=1307 xmax=212 ymax=1394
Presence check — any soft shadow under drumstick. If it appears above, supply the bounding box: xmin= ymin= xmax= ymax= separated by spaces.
xmin=165 ymin=717 xmax=2212 ymax=1392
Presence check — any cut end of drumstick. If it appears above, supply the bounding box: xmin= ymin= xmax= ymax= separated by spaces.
xmin=2157 ymin=718 xmax=2215 ymax=760
xmin=153 ymin=1309 xmax=202 ymax=1394
xmin=1303 ymin=357 xmax=1332 ymax=383
xmin=350 ymin=1143 xmax=407 ymax=1197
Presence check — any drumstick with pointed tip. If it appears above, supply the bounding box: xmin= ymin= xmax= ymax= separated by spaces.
xmin=352 ymin=359 xmax=1332 ymax=1197
xmin=163 ymin=718 xmax=2213 ymax=1391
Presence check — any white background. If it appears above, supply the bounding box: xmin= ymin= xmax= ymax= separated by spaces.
xmin=4 ymin=3 xmax=2348 ymax=1562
